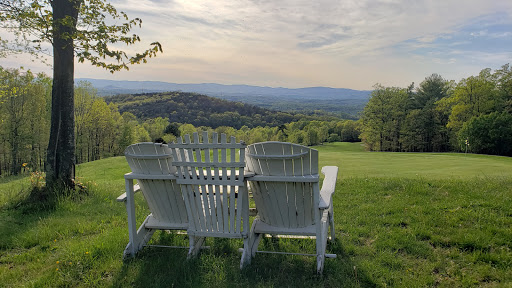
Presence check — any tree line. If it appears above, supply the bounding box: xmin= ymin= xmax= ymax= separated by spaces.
xmin=0 ymin=66 xmax=360 ymax=176
xmin=4 ymin=63 xmax=510 ymax=177
xmin=1 ymin=0 xmax=162 ymax=190
xmin=105 ymin=92 xmax=340 ymax=129
xmin=360 ymin=64 xmax=512 ymax=156
xmin=0 ymin=67 xmax=51 ymax=176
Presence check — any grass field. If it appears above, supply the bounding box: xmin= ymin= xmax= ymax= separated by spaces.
xmin=319 ymin=142 xmax=512 ymax=179
xmin=1 ymin=142 xmax=511 ymax=287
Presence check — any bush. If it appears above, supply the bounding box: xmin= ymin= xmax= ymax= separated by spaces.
xmin=327 ymin=133 xmax=341 ymax=143
xmin=459 ymin=112 xmax=512 ymax=156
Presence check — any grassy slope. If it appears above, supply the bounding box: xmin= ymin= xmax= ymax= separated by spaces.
xmin=0 ymin=143 xmax=511 ymax=287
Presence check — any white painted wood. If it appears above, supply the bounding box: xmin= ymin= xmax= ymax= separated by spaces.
xmin=245 ymin=141 xmax=339 ymax=273
xmin=294 ymin=182 xmax=305 ymax=227
xmin=125 ymin=178 xmax=137 ymax=257
xmin=252 ymin=218 xmax=316 ymax=235
xmin=257 ymin=251 xmax=335 ymax=258
xmin=203 ymin=132 xmax=217 ymax=232
xmin=124 ymin=173 xmax=175 ymax=180
xmin=145 ymin=215 xmax=188 ymax=229
xmin=319 ymin=166 xmax=338 ymax=209
xmin=304 ymin=182 xmax=316 ymax=227
xmin=187 ymin=236 xmax=206 ymax=259
xmin=246 ymin=151 xmax=309 ymax=159
xmin=121 ymin=142 xmax=188 ymax=257
xmin=169 ymin=132 xmax=251 ymax=268
xmin=246 ymin=175 xmax=319 ymax=182
xmin=310 ymin=149 xmax=319 ymax=175
xmin=116 ymin=184 xmax=140 ymax=202
xmin=238 ymin=247 xmax=336 ymax=258
xmin=211 ymin=132 xmax=224 ymax=233
xmin=220 ymin=134 xmax=230 ymax=234
xmin=284 ymin=183 xmax=303 ymax=227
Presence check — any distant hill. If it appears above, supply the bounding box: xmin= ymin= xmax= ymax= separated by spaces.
xmin=105 ymin=91 xmax=339 ymax=129
xmin=78 ymin=78 xmax=371 ymax=118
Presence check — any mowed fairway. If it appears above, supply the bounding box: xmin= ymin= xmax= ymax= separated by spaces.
xmin=317 ymin=142 xmax=512 ymax=179
xmin=0 ymin=143 xmax=511 ymax=287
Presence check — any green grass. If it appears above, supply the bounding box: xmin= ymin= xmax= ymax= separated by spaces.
xmin=1 ymin=143 xmax=511 ymax=287
xmin=317 ymin=142 xmax=512 ymax=179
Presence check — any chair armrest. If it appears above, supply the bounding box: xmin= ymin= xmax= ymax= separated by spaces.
xmin=116 ymin=183 xmax=141 ymax=202
xmin=319 ymin=166 xmax=338 ymax=210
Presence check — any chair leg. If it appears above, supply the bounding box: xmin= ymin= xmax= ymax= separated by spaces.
xmin=316 ymin=211 xmax=329 ymax=274
xmin=250 ymin=233 xmax=263 ymax=257
xmin=316 ymin=223 xmax=326 ymax=274
xmin=138 ymin=227 xmax=155 ymax=252
xmin=316 ymin=254 xmax=325 ymax=274
xmin=123 ymin=242 xmax=133 ymax=259
xmin=124 ymin=215 xmax=154 ymax=258
xmin=329 ymin=210 xmax=335 ymax=241
xmin=187 ymin=236 xmax=206 ymax=259
xmin=248 ymin=220 xmax=263 ymax=257
xmin=240 ymin=237 xmax=251 ymax=269
xmin=125 ymin=179 xmax=138 ymax=257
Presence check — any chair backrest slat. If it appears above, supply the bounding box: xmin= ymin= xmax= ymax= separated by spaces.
xmin=169 ymin=132 xmax=248 ymax=237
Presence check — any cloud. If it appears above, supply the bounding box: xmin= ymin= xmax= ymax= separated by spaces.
xmin=81 ymin=0 xmax=512 ymax=88
xmin=3 ymin=0 xmax=512 ymax=90
xmin=394 ymin=11 xmax=512 ymax=69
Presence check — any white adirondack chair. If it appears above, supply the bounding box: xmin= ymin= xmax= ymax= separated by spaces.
xmin=245 ymin=141 xmax=338 ymax=273
xmin=168 ymin=132 xmax=252 ymax=268
xmin=117 ymin=142 xmax=188 ymax=257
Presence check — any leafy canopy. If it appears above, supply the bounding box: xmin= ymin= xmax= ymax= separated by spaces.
xmin=0 ymin=0 xmax=162 ymax=71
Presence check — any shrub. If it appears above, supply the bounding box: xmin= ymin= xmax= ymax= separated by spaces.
xmin=458 ymin=112 xmax=512 ymax=156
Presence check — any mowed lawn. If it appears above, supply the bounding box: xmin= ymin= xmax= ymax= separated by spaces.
xmin=318 ymin=142 xmax=512 ymax=179
xmin=0 ymin=142 xmax=511 ymax=287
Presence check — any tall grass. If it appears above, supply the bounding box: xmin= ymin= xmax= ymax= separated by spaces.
xmin=1 ymin=144 xmax=511 ymax=287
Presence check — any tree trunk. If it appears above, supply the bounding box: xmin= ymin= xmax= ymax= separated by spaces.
xmin=45 ymin=0 xmax=80 ymax=189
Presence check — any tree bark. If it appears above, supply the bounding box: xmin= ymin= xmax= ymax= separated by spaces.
xmin=45 ymin=0 xmax=80 ymax=189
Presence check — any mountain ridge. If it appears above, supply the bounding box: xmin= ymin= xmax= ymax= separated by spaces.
xmin=78 ymin=78 xmax=371 ymax=117
xmin=78 ymin=78 xmax=370 ymax=98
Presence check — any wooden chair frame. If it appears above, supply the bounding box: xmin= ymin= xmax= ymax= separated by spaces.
xmin=118 ymin=142 xmax=188 ymax=257
xmin=245 ymin=141 xmax=338 ymax=273
xmin=168 ymin=132 xmax=252 ymax=268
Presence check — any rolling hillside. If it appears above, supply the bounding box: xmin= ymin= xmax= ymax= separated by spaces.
xmin=80 ymin=78 xmax=370 ymax=118
xmin=105 ymin=91 xmax=338 ymax=129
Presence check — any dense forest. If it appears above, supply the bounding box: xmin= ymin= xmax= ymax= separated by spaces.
xmin=104 ymin=92 xmax=339 ymax=129
xmin=2 ymin=63 xmax=511 ymax=177
xmin=0 ymin=66 xmax=358 ymax=176
xmin=0 ymin=68 xmax=51 ymax=176
xmin=360 ymin=64 xmax=512 ymax=156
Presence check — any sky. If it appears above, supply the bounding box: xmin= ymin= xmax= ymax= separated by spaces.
xmin=2 ymin=0 xmax=512 ymax=90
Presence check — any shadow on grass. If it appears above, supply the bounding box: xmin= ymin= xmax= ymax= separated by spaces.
xmin=0 ymin=186 xmax=90 ymax=250
xmin=0 ymin=187 xmax=59 ymax=251
xmin=111 ymin=232 xmax=376 ymax=288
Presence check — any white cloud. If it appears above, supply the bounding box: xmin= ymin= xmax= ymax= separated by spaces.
xmin=489 ymin=31 xmax=512 ymax=38
xmin=2 ymin=0 xmax=512 ymax=89
xmin=470 ymin=30 xmax=489 ymax=37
